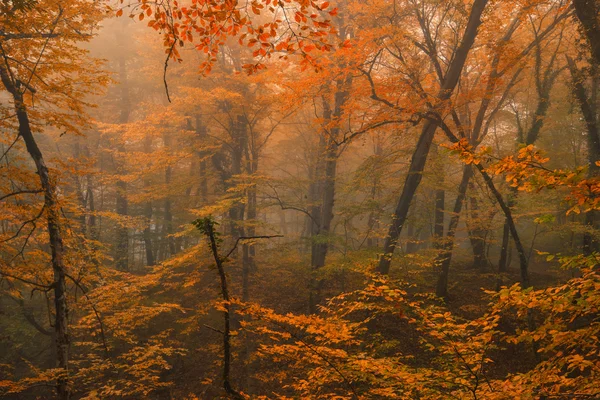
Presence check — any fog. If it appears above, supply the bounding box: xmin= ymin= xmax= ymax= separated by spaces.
xmin=1 ymin=0 xmax=600 ymax=398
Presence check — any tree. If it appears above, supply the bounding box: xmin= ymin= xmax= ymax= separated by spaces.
xmin=0 ymin=0 xmax=108 ymax=397
xmin=376 ymin=0 xmax=489 ymax=275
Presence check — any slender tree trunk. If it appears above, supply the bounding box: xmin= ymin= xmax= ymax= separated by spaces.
xmin=434 ymin=189 xmax=445 ymax=247
xmin=164 ymin=164 xmax=176 ymax=257
xmin=198 ymin=219 xmax=244 ymax=400
xmin=143 ymin=202 xmax=155 ymax=265
xmin=228 ymin=116 xmax=247 ymax=239
xmin=366 ymin=188 xmax=380 ymax=248
xmin=497 ymin=38 xmax=561 ymax=271
xmin=115 ymin=49 xmax=130 ymax=271
xmin=432 ymin=145 xmax=445 ymax=249
xmin=406 ymin=196 xmax=419 ymax=254
xmin=467 ymin=189 xmax=488 ymax=269
xmin=311 ymin=143 xmax=338 ymax=269
xmin=308 ymin=83 xmax=350 ymax=313
xmin=377 ymin=0 xmax=488 ymax=274
xmin=366 ymin=140 xmax=382 ymax=248
xmin=475 ymin=164 xmax=530 ymax=287
xmin=72 ymin=141 xmax=87 ymax=232
xmin=309 ymin=141 xmax=337 ymax=313
xmin=497 ymin=192 xmax=515 ymax=272
xmin=87 ymin=173 xmax=97 ymax=241
xmin=142 ymin=134 xmax=155 ymax=266
xmin=567 ymin=56 xmax=600 ymax=255
xmin=0 ymin=67 xmax=70 ymax=400
xmin=196 ymin=114 xmax=209 ymax=203
xmin=436 ymin=165 xmax=473 ymax=298
xmin=242 ymin=157 xmax=257 ymax=302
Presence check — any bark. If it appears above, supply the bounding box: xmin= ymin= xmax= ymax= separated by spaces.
xmin=436 ymin=165 xmax=473 ymax=298
xmin=572 ymin=0 xmax=600 ymax=66
xmin=567 ymin=56 xmax=600 ymax=255
xmin=377 ymin=0 xmax=488 ymax=274
xmin=0 ymin=66 xmax=70 ymax=399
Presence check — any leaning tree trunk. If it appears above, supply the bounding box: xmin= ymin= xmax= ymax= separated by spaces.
xmin=0 ymin=67 xmax=70 ymax=400
xmin=377 ymin=0 xmax=488 ymax=274
xmin=475 ymin=164 xmax=530 ymax=287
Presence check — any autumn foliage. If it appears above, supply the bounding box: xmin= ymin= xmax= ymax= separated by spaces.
xmin=1 ymin=0 xmax=600 ymax=399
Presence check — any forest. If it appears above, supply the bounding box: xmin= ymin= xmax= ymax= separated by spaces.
xmin=1 ymin=0 xmax=600 ymax=398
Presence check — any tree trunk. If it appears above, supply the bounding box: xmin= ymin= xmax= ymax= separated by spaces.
xmin=475 ymin=164 xmax=530 ymax=287
xmin=0 ymin=66 xmax=70 ymax=400
xmin=309 ymin=141 xmax=337 ymax=313
xmin=143 ymin=202 xmax=155 ymax=266
xmin=164 ymin=164 xmax=177 ymax=257
xmin=572 ymin=0 xmax=600 ymax=66
xmin=308 ymin=82 xmax=350 ymax=313
xmin=142 ymin=134 xmax=155 ymax=266
xmin=406 ymin=196 xmax=420 ymax=254
xmin=467 ymin=190 xmax=488 ymax=269
xmin=115 ymin=49 xmax=130 ymax=272
xmin=433 ymin=189 xmax=445 ymax=247
xmin=497 ymin=193 xmax=515 ymax=273
xmin=196 ymin=114 xmax=209 ymax=203
xmin=567 ymin=56 xmax=600 ymax=255
xmin=436 ymin=165 xmax=473 ymax=298
xmin=377 ymin=0 xmax=488 ymax=274
xmin=198 ymin=218 xmax=244 ymax=399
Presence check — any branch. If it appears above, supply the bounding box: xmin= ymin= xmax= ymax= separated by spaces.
xmin=65 ymin=273 xmax=111 ymax=359
xmin=0 ymin=189 xmax=43 ymax=202
xmin=0 ymin=32 xmax=60 ymax=40
xmin=163 ymin=39 xmax=177 ymax=103
xmin=225 ymin=235 xmax=283 ymax=259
